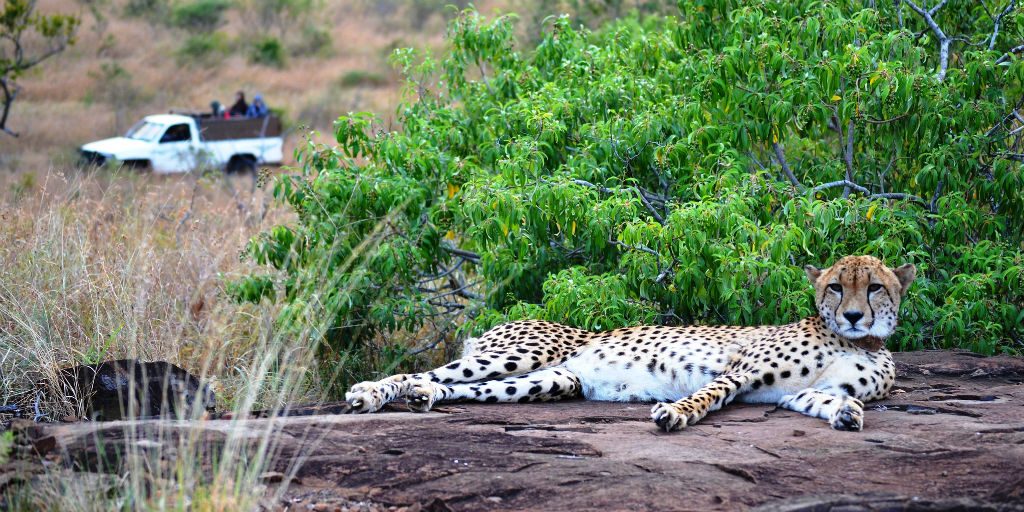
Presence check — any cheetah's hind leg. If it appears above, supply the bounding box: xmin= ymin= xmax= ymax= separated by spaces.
xmin=401 ymin=367 xmax=583 ymax=412
xmin=343 ymin=346 xmax=559 ymax=413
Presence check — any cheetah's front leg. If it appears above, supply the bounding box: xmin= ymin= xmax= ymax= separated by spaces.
xmin=651 ymin=373 xmax=751 ymax=432
xmin=778 ymin=388 xmax=865 ymax=431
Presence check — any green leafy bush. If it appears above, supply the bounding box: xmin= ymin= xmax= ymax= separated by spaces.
xmin=124 ymin=0 xmax=169 ymax=19
xmin=171 ymin=0 xmax=231 ymax=32
xmin=293 ymin=24 xmax=333 ymax=57
xmin=177 ymin=32 xmax=231 ymax=63
xmin=250 ymin=36 xmax=286 ymax=67
xmin=242 ymin=2 xmax=1024 ymax=392
xmin=337 ymin=70 xmax=390 ymax=88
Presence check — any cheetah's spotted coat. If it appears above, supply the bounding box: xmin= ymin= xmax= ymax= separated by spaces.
xmin=344 ymin=256 xmax=916 ymax=431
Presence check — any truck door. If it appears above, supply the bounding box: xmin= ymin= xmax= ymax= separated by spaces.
xmin=153 ymin=123 xmax=196 ymax=173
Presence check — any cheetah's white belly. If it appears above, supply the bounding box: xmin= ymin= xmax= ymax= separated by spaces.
xmin=563 ymin=346 xmax=723 ymax=402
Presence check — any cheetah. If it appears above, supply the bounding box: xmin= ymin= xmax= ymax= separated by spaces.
xmin=343 ymin=255 xmax=916 ymax=431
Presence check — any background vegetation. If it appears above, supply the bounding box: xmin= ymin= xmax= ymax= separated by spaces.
xmin=1 ymin=2 xmax=687 ymax=508
xmin=238 ymin=0 xmax=1024 ymax=394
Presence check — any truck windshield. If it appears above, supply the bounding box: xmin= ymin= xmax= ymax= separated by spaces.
xmin=125 ymin=121 xmax=166 ymax=142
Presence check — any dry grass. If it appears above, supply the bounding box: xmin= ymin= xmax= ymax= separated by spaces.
xmin=0 ymin=163 xmax=447 ymax=510
xmin=0 ymin=167 xmax=295 ymax=416
xmin=0 ymin=0 xmax=518 ymax=172
xmin=0 ymin=166 xmax=333 ymax=510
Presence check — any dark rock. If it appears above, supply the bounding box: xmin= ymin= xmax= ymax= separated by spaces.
xmin=7 ymin=351 xmax=1024 ymax=511
xmin=52 ymin=359 xmax=215 ymax=421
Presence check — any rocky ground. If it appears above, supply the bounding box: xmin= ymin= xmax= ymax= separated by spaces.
xmin=5 ymin=350 xmax=1024 ymax=511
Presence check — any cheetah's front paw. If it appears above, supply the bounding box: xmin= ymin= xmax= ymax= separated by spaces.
xmin=829 ymin=398 xmax=864 ymax=431
xmin=344 ymin=382 xmax=385 ymax=413
xmin=405 ymin=380 xmax=438 ymax=413
xmin=651 ymin=402 xmax=688 ymax=432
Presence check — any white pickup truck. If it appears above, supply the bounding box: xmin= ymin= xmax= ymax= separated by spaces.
xmin=79 ymin=113 xmax=284 ymax=173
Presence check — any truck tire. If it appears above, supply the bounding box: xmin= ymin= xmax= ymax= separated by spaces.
xmin=226 ymin=155 xmax=257 ymax=175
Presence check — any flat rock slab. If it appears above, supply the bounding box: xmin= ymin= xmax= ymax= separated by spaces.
xmin=8 ymin=350 xmax=1024 ymax=511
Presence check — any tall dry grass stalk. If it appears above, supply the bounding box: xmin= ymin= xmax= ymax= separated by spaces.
xmin=0 ymin=166 xmax=347 ymax=509
xmin=0 ymin=167 xmax=289 ymax=415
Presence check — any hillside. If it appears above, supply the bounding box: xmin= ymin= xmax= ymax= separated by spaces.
xmin=0 ymin=0 xmax=499 ymax=171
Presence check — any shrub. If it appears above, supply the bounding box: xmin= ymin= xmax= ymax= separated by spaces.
xmin=241 ymin=3 xmax=1024 ymax=393
xmin=177 ymin=31 xmax=231 ymax=63
xmin=124 ymin=0 xmax=169 ymax=19
xmin=337 ymin=70 xmax=390 ymax=88
xmin=171 ymin=0 xmax=231 ymax=32
xmin=249 ymin=36 xmax=286 ymax=67
xmin=292 ymin=23 xmax=333 ymax=57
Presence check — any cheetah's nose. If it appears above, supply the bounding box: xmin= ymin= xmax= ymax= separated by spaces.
xmin=843 ymin=311 xmax=864 ymax=325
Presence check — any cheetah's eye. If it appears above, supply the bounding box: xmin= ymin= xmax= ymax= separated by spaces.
xmin=868 ymin=283 xmax=882 ymax=293
xmin=827 ymin=283 xmax=842 ymax=293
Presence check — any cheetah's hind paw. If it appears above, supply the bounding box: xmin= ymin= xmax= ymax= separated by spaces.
xmin=405 ymin=380 xmax=437 ymax=413
xmin=343 ymin=382 xmax=385 ymax=413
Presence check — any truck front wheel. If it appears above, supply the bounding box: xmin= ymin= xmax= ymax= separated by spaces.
xmin=226 ymin=155 xmax=257 ymax=175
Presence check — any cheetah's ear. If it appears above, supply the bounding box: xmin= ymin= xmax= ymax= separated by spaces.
xmin=804 ymin=265 xmax=822 ymax=285
xmin=893 ymin=263 xmax=916 ymax=297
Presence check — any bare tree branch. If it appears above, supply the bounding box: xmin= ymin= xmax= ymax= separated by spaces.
xmin=441 ymin=245 xmax=481 ymax=263
xmin=996 ymin=43 xmax=1024 ymax=64
xmin=870 ymin=192 xmax=928 ymax=205
xmin=808 ymin=180 xmax=927 ymax=206
xmin=773 ymin=142 xmax=804 ymax=190
xmin=904 ymin=0 xmax=952 ymax=81
xmin=989 ymin=0 xmax=1017 ymax=51
xmin=929 ymin=179 xmax=945 ymax=213
xmin=842 ymin=119 xmax=855 ymax=197
xmin=633 ymin=187 xmax=665 ymax=224
xmin=571 ymin=179 xmax=669 ymax=222
xmin=810 ymin=180 xmax=871 ymax=196
xmin=609 ymin=239 xmax=661 ymax=258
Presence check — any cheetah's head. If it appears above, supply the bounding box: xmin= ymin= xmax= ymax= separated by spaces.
xmin=805 ymin=256 xmax=916 ymax=344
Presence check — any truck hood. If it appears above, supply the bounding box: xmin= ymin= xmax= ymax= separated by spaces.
xmin=81 ymin=137 xmax=154 ymax=158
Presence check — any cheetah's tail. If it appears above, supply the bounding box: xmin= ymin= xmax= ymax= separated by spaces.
xmin=461 ymin=337 xmax=482 ymax=358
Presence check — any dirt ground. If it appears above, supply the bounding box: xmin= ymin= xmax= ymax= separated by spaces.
xmin=7 ymin=350 xmax=1024 ymax=511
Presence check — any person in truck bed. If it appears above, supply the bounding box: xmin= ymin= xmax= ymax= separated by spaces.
xmin=228 ymin=91 xmax=248 ymax=117
xmin=247 ymin=94 xmax=269 ymax=118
